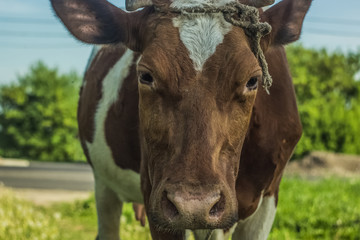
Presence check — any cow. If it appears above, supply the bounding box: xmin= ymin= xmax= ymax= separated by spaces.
xmin=50 ymin=0 xmax=312 ymax=239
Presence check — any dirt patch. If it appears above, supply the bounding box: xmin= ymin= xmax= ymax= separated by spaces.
xmin=285 ymin=151 xmax=360 ymax=178
xmin=0 ymin=185 xmax=91 ymax=206
xmin=14 ymin=189 xmax=91 ymax=206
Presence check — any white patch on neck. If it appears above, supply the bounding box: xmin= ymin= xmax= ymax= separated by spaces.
xmin=190 ymin=224 xmax=237 ymax=240
xmin=233 ymin=195 xmax=277 ymax=240
xmin=86 ymin=48 xmax=143 ymax=203
xmin=172 ymin=10 xmax=232 ymax=72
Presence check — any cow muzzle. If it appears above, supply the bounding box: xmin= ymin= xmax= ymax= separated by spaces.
xmin=149 ymin=184 xmax=238 ymax=230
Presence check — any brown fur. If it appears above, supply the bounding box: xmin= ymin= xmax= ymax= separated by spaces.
xmin=138 ymin=20 xmax=261 ymax=230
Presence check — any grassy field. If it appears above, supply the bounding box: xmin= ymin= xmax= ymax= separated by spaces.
xmin=270 ymin=178 xmax=360 ymax=240
xmin=1 ymin=177 xmax=360 ymax=240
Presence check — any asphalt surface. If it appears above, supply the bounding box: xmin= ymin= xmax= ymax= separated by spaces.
xmin=0 ymin=160 xmax=94 ymax=191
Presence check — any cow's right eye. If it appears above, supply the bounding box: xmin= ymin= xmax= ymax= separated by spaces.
xmin=139 ymin=72 xmax=154 ymax=85
xmin=246 ymin=76 xmax=259 ymax=90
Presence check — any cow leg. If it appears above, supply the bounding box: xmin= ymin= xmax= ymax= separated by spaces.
xmin=232 ymin=196 xmax=276 ymax=240
xmin=95 ymin=178 xmax=123 ymax=240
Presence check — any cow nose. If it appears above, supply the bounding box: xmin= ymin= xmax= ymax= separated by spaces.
xmin=161 ymin=189 xmax=225 ymax=226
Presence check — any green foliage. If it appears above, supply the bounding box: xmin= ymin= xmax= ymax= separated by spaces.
xmin=286 ymin=45 xmax=360 ymax=157
xmin=0 ymin=62 xmax=84 ymax=161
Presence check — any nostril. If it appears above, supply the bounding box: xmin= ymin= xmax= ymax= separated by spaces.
xmin=209 ymin=194 xmax=225 ymax=217
xmin=161 ymin=191 xmax=179 ymax=219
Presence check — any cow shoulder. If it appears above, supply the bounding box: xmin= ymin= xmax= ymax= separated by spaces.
xmin=79 ymin=45 xmax=142 ymax=171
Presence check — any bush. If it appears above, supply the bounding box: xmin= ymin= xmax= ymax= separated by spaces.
xmin=287 ymin=45 xmax=360 ymax=158
xmin=0 ymin=62 xmax=84 ymax=162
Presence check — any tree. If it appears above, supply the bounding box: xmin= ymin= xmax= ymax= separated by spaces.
xmin=286 ymin=45 xmax=360 ymax=157
xmin=0 ymin=62 xmax=85 ymax=162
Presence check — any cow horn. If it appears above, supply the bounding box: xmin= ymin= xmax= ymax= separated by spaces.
xmin=126 ymin=0 xmax=153 ymax=11
xmin=242 ymin=0 xmax=275 ymax=8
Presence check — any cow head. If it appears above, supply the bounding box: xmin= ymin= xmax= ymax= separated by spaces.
xmin=51 ymin=0 xmax=311 ymax=232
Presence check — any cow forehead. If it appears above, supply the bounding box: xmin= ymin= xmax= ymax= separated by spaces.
xmin=169 ymin=0 xmax=238 ymax=72
xmin=172 ymin=13 xmax=232 ymax=72
xmin=170 ymin=0 xmax=236 ymax=9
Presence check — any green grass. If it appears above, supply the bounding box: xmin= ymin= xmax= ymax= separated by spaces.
xmin=1 ymin=177 xmax=360 ymax=239
xmin=49 ymin=196 xmax=151 ymax=240
xmin=270 ymin=177 xmax=360 ymax=240
xmin=0 ymin=187 xmax=60 ymax=240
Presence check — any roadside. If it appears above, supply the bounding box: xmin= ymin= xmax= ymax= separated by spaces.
xmin=0 ymin=185 xmax=92 ymax=206
xmin=1 ymin=151 xmax=360 ymax=206
xmin=0 ymin=157 xmax=94 ymax=206
xmin=0 ymin=158 xmax=29 ymax=167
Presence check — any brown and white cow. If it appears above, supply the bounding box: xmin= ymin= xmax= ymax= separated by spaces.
xmin=51 ymin=0 xmax=311 ymax=239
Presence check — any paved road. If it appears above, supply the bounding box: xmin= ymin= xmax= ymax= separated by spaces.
xmin=0 ymin=160 xmax=94 ymax=191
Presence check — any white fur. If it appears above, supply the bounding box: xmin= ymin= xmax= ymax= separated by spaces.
xmin=172 ymin=11 xmax=232 ymax=72
xmin=86 ymin=48 xmax=143 ymax=203
xmin=191 ymin=224 xmax=237 ymax=240
xmin=232 ymin=196 xmax=277 ymax=240
xmin=170 ymin=0 xmax=235 ymax=9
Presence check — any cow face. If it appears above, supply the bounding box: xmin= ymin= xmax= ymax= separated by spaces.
xmin=137 ymin=11 xmax=260 ymax=230
xmin=51 ymin=0 xmax=312 ymax=232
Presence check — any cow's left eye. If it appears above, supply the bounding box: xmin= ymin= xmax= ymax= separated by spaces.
xmin=139 ymin=72 xmax=154 ymax=85
xmin=246 ymin=77 xmax=258 ymax=90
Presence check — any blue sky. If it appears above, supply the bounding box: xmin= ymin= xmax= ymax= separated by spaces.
xmin=1 ymin=0 xmax=360 ymax=84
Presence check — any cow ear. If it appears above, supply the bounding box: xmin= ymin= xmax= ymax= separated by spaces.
xmin=260 ymin=0 xmax=312 ymax=48
xmin=51 ymin=0 xmax=131 ymax=46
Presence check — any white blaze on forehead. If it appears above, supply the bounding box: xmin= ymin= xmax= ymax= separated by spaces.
xmin=172 ymin=2 xmax=233 ymax=72
xmin=170 ymin=0 xmax=235 ymax=9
